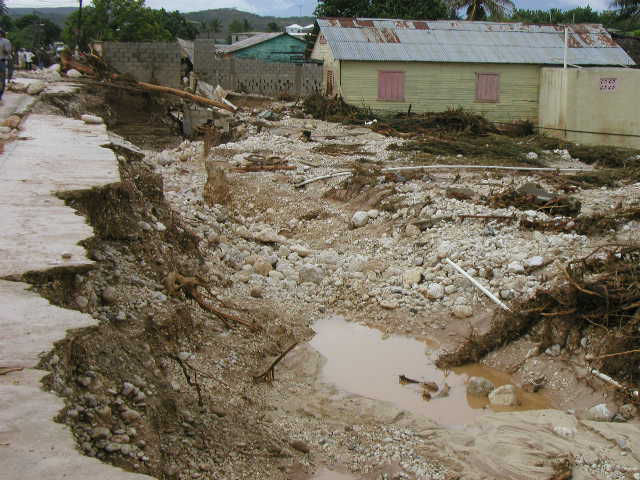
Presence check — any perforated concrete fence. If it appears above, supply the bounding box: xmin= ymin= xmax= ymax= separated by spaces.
xmin=103 ymin=42 xmax=182 ymax=88
xmin=194 ymin=39 xmax=322 ymax=97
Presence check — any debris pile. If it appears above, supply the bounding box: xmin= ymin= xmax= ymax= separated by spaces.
xmin=438 ymin=244 xmax=640 ymax=401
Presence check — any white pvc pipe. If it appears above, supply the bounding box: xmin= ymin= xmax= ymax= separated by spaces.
xmin=444 ymin=258 xmax=512 ymax=312
xmin=294 ymin=164 xmax=590 ymax=188
xmin=382 ymin=165 xmax=588 ymax=173
xmin=564 ymin=27 xmax=568 ymax=70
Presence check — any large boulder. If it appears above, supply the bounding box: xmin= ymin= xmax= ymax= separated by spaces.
xmin=467 ymin=377 xmax=495 ymax=397
xmin=488 ymin=384 xmax=519 ymax=407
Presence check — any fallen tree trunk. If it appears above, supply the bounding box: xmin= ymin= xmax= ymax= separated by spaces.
xmin=136 ymin=81 xmax=237 ymax=113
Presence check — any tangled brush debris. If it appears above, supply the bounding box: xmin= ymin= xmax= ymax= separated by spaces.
xmin=438 ymin=245 xmax=640 ymax=401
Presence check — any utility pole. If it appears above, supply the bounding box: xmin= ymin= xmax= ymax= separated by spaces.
xmin=76 ymin=0 xmax=83 ymax=53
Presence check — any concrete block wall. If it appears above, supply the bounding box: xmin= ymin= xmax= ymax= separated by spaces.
xmin=194 ymin=45 xmax=322 ymax=97
xmin=103 ymin=42 xmax=181 ymax=88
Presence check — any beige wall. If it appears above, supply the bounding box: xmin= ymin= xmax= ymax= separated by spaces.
xmin=539 ymin=67 xmax=640 ymax=149
xmin=311 ymin=35 xmax=341 ymax=96
xmin=339 ymin=61 xmax=541 ymax=123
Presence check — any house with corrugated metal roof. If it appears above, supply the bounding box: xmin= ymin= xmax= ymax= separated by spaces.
xmin=220 ymin=32 xmax=306 ymax=63
xmin=311 ymin=18 xmax=635 ymax=124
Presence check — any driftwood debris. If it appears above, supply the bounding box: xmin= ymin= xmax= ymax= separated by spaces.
xmin=234 ymin=154 xmax=294 ymax=173
xmin=62 ymin=55 xmax=237 ymax=112
xmin=165 ymin=272 xmax=259 ymax=331
xmin=0 ymin=366 xmax=23 ymax=376
xmin=253 ymin=342 xmax=298 ymax=383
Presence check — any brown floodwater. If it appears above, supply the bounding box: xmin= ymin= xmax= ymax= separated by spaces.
xmin=311 ymin=469 xmax=358 ymax=480
xmin=309 ymin=316 xmax=550 ymax=426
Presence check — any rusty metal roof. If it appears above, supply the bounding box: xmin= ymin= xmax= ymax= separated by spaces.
xmin=317 ymin=18 xmax=635 ymax=66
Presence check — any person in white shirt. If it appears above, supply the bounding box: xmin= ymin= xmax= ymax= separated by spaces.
xmin=24 ymin=50 xmax=35 ymax=70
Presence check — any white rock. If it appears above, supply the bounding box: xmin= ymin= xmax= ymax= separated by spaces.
xmin=425 ymin=283 xmax=444 ymax=300
xmin=367 ymin=209 xmax=380 ymax=219
xmin=507 ymin=262 xmax=525 ymax=274
xmin=467 ymin=377 xmax=495 ymax=396
xmin=379 ymin=300 xmax=398 ymax=310
xmin=405 ymin=224 xmax=421 ymax=237
xmin=291 ymin=244 xmax=311 ymax=258
xmin=81 ymin=114 xmax=104 ymax=125
xmin=351 ymin=211 xmax=369 ymax=228
xmin=552 ymin=426 xmax=576 ymax=439
xmin=66 ymin=68 xmax=83 ymax=78
xmin=526 ymin=152 xmax=539 ymax=161
xmin=585 ymin=403 xmax=614 ymax=422
xmin=317 ymin=250 xmax=339 ymax=265
xmin=402 ymin=268 xmax=423 ymax=288
xmin=526 ymin=256 xmax=544 ymax=268
xmin=254 ymin=257 xmax=273 ymax=276
xmin=545 ymin=344 xmax=561 ymax=357
xmin=299 ymin=264 xmax=323 ymax=285
xmin=26 ymin=80 xmax=46 ymax=95
xmin=268 ymin=270 xmax=285 ymax=281
xmin=48 ymin=63 xmax=61 ymax=72
xmin=488 ymin=384 xmax=519 ymax=407
xmin=452 ymin=304 xmax=473 ymax=318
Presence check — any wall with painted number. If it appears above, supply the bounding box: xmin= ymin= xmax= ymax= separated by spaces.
xmin=539 ymin=67 xmax=640 ymax=148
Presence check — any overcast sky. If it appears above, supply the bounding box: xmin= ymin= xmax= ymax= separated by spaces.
xmin=7 ymin=0 xmax=615 ymax=17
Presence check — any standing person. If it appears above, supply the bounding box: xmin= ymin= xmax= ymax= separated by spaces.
xmin=24 ymin=50 xmax=34 ymax=70
xmin=0 ymin=29 xmax=12 ymax=104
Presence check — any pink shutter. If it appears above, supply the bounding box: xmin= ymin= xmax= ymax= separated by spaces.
xmin=476 ymin=73 xmax=499 ymax=102
xmin=378 ymin=71 xmax=405 ymax=101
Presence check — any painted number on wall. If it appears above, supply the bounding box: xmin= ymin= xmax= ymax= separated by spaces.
xmin=600 ymin=78 xmax=618 ymax=91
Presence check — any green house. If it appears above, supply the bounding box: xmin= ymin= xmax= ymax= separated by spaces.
xmin=222 ymin=32 xmax=306 ymax=63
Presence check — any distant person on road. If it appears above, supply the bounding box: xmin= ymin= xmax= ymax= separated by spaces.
xmin=0 ymin=29 xmax=12 ymax=103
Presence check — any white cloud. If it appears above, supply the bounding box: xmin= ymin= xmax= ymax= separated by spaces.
xmin=144 ymin=0 xmax=259 ymax=13
xmin=555 ymin=0 xmax=612 ymax=10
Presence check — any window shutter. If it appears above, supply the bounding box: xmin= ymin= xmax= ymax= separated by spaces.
xmin=476 ymin=73 xmax=500 ymax=102
xmin=378 ymin=71 xmax=405 ymax=101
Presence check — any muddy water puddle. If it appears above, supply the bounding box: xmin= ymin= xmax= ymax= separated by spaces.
xmin=310 ymin=316 xmax=549 ymax=425
xmin=310 ymin=469 xmax=357 ymax=480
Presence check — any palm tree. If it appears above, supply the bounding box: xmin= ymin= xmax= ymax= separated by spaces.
xmin=445 ymin=0 xmax=515 ymax=20
xmin=610 ymin=0 xmax=640 ymax=17
xmin=0 ymin=0 xmax=7 ymax=16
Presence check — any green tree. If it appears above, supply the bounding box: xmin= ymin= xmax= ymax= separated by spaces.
xmin=8 ymin=14 xmax=61 ymax=50
xmin=62 ymin=0 xmax=172 ymax=48
xmin=0 ymin=14 xmax=12 ymax=32
xmin=242 ymin=19 xmax=251 ymax=31
xmin=228 ymin=19 xmax=244 ymax=33
xmin=154 ymin=9 xmax=198 ymax=39
xmin=611 ymin=0 xmax=640 ymax=18
xmin=315 ymin=0 xmax=452 ymax=19
xmin=209 ymin=18 xmax=221 ymax=33
xmin=445 ymin=0 xmax=515 ymax=20
xmin=267 ymin=21 xmax=280 ymax=32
